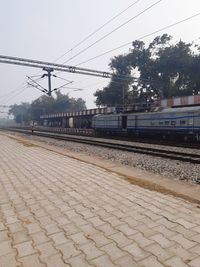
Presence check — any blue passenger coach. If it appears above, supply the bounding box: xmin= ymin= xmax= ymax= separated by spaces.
xmin=93 ymin=106 xmax=200 ymax=141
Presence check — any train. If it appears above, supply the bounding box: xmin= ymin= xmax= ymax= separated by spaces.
xmin=92 ymin=106 xmax=200 ymax=141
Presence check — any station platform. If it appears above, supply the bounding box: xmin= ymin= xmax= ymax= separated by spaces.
xmin=0 ymin=132 xmax=200 ymax=267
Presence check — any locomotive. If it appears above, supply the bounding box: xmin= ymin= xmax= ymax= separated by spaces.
xmin=92 ymin=106 xmax=200 ymax=141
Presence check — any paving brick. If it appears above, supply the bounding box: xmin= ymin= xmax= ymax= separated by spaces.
xmin=79 ymin=224 xmax=99 ymax=236
xmin=55 ymin=216 xmax=70 ymax=226
xmin=90 ymin=255 xmax=117 ymax=267
xmin=170 ymin=234 xmax=197 ymax=249
xmin=19 ymin=254 xmax=45 ymax=267
xmin=0 ymin=222 xmax=6 ymax=231
xmin=114 ymin=254 xmax=139 ymax=267
xmin=123 ymin=243 xmax=150 ymax=262
xmin=49 ymin=232 xmax=70 ymax=246
xmin=115 ymin=223 xmax=138 ymax=237
xmin=130 ymin=232 xmax=154 ymax=248
xmin=67 ymin=254 xmax=94 ymax=267
xmin=135 ymin=224 xmax=157 ymax=238
xmin=152 ymin=225 xmax=177 ymax=238
xmin=121 ymin=216 xmax=138 ymax=228
xmin=63 ymin=223 xmax=81 ymax=236
xmin=190 ymin=234 xmax=200 ymax=243
xmin=7 ymin=222 xmax=24 ymax=234
xmin=139 ymin=255 xmax=165 ymax=267
xmin=43 ymin=223 xmax=61 ymax=235
xmin=0 ymin=230 xmax=10 ymax=242
xmin=0 ymin=240 xmax=15 ymax=256
xmin=88 ymin=216 xmax=105 ymax=227
xmin=101 ymin=242 xmax=127 ymax=261
xmin=70 ymin=215 xmax=88 ymax=226
xmin=175 ymin=218 xmax=196 ymax=229
xmin=189 ymin=257 xmax=200 ymax=267
xmin=57 ymin=242 xmax=81 ymax=259
xmin=190 ymin=244 xmax=200 ymax=255
xmin=31 ymin=231 xmax=50 ymax=245
xmin=14 ymin=241 xmax=36 ymax=258
xmin=78 ymin=242 xmax=104 ymax=260
xmin=43 ymin=254 xmax=70 ymax=266
xmin=36 ymin=242 xmax=57 ymax=259
xmin=0 ymin=253 xmax=21 ymax=267
xmin=70 ymin=232 xmax=91 ymax=246
xmin=25 ymin=223 xmax=42 ymax=234
xmin=12 ymin=230 xmax=31 ymax=245
xmin=86 ymin=232 xmax=112 ymax=248
xmin=192 ymin=226 xmax=200 ymax=234
xmin=150 ymin=233 xmax=174 ymax=248
xmin=164 ymin=256 xmax=190 ymax=267
xmin=144 ymin=243 xmax=174 ymax=262
xmin=168 ymin=244 xmax=197 ymax=262
xmin=96 ymin=223 xmax=117 ymax=237
xmin=108 ymin=232 xmax=132 ymax=248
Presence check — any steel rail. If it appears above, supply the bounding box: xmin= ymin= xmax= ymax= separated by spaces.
xmin=2 ymin=127 xmax=200 ymax=164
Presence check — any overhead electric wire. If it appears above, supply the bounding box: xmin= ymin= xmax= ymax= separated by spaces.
xmin=0 ymin=82 xmax=27 ymax=104
xmin=29 ymin=0 xmax=142 ymax=80
xmin=3 ymin=0 xmax=160 ymax=99
xmin=76 ymin=11 xmax=200 ymax=67
xmin=1 ymin=85 xmax=28 ymax=105
xmin=52 ymin=75 xmax=73 ymax=83
xmin=53 ymin=0 xmax=141 ymax=63
xmin=61 ymin=0 xmax=163 ymax=65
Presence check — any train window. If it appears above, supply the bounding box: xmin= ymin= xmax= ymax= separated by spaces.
xmin=180 ymin=120 xmax=186 ymax=125
xmin=171 ymin=121 xmax=176 ymax=126
xmin=159 ymin=121 xmax=164 ymax=125
xmin=189 ymin=118 xmax=194 ymax=125
xmin=165 ymin=121 xmax=170 ymax=125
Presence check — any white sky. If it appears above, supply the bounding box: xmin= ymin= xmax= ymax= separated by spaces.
xmin=0 ymin=0 xmax=200 ymax=109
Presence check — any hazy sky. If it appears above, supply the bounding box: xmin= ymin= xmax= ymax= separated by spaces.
xmin=0 ymin=0 xmax=200 ymax=110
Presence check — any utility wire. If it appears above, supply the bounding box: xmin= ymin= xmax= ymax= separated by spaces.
xmin=62 ymin=0 xmax=163 ymax=65
xmin=76 ymin=11 xmax=200 ymax=66
xmin=30 ymin=0 xmax=142 ymax=80
xmin=53 ymin=0 xmax=141 ymax=63
xmin=1 ymin=85 xmax=28 ymax=105
xmin=0 ymin=82 xmax=27 ymax=104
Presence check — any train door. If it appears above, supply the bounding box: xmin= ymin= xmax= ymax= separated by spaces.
xmin=188 ymin=112 xmax=194 ymax=133
xmin=135 ymin=115 xmax=138 ymax=130
xmin=122 ymin=116 xmax=127 ymax=129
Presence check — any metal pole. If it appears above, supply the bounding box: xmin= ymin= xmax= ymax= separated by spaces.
xmin=47 ymin=70 xmax=52 ymax=96
xmin=43 ymin=67 xmax=54 ymax=96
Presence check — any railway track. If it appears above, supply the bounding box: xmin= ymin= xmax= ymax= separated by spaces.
xmin=2 ymin=127 xmax=200 ymax=165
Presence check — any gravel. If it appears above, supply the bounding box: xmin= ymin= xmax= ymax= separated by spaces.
xmin=17 ymin=132 xmax=200 ymax=185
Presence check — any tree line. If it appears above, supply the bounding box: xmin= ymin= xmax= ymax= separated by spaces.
xmin=9 ymin=91 xmax=86 ymax=124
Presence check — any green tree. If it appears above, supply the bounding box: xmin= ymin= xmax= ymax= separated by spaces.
xmin=9 ymin=103 xmax=31 ymax=124
xmin=9 ymin=90 xmax=86 ymax=123
xmin=94 ymin=34 xmax=200 ymax=106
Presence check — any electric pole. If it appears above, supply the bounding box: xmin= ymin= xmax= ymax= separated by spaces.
xmin=42 ymin=67 xmax=54 ymax=96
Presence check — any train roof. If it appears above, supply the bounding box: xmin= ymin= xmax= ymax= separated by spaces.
xmin=158 ymin=106 xmax=200 ymax=113
xmin=94 ymin=106 xmax=200 ymax=118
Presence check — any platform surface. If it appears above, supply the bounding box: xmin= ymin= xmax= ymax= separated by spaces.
xmin=0 ymin=133 xmax=200 ymax=267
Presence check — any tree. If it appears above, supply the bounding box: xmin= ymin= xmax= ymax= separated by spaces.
xmin=9 ymin=90 xmax=86 ymax=123
xmin=94 ymin=34 xmax=200 ymax=106
xmin=9 ymin=103 xmax=31 ymax=124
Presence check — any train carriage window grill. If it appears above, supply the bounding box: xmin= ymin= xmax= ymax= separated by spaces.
xmin=159 ymin=121 xmax=164 ymax=125
xmin=171 ymin=121 xmax=176 ymax=126
xmin=165 ymin=121 xmax=170 ymax=126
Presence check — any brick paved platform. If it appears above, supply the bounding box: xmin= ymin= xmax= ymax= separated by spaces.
xmin=0 ymin=133 xmax=200 ymax=267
